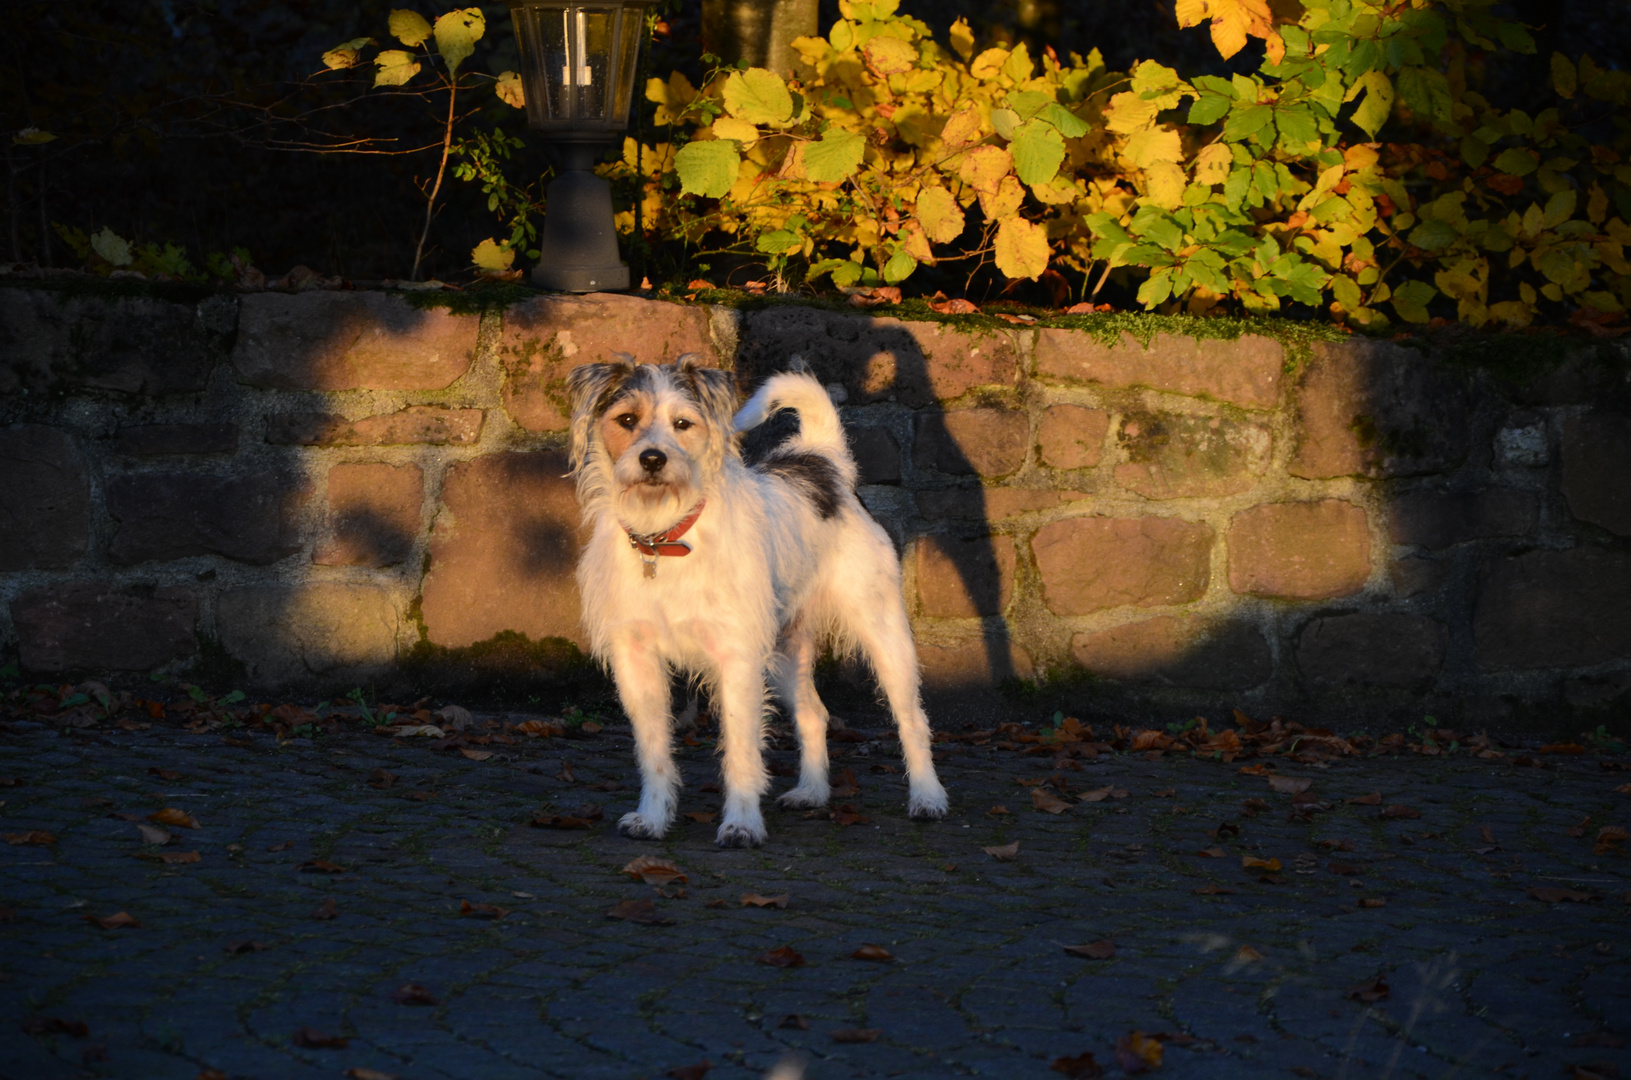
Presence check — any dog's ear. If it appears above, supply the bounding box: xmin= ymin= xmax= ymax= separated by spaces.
xmin=675 ymin=354 xmax=738 ymax=431
xmin=566 ymin=359 xmax=632 ymax=470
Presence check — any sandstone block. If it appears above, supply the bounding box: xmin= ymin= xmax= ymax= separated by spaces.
xmin=1037 ymin=405 xmax=1109 ymax=470
xmin=1390 ymin=556 xmax=1449 ymax=598
xmin=1474 ymin=548 xmax=1631 ymax=669
xmin=1563 ymin=411 xmax=1631 ymax=536
xmin=107 ymin=472 xmax=307 ymax=565
xmin=265 ymin=407 xmax=484 ymax=446
xmin=1289 ymin=340 xmax=1470 ymax=479
xmin=218 ymin=584 xmax=399 ymax=687
xmin=736 ymin=307 xmax=1020 ymax=406
xmin=1034 ymin=330 xmax=1283 ymax=409
xmin=1296 ymin=613 xmax=1447 ymax=690
xmin=1114 ymin=410 xmax=1271 ymax=499
xmin=232 ymin=291 xmax=477 ymax=390
xmin=113 ymin=423 xmax=238 ymax=456
xmin=314 ymin=463 xmax=423 ymax=568
xmin=419 ymin=451 xmax=585 ymax=648
xmin=12 ymin=583 xmax=197 ymax=673
xmin=1227 ymin=501 xmax=1370 ymax=600
xmin=913 ymin=408 xmax=1028 ymax=477
xmin=917 ymin=637 xmax=1034 ymax=690
xmin=1494 ymin=416 xmax=1549 ymax=467
xmin=916 ymin=488 xmax=1077 ymax=520
xmin=0 ymin=290 xmax=217 ymax=396
xmin=847 ymin=426 xmax=900 ymax=485
xmin=0 ymin=425 xmax=89 ymax=571
xmin=916 ymin=534 xmax=1016 ymax=617
xmin=1032 ymin=516 xmax=1213 ymax=614
xmin=498 ymin=294 xmax=716 ymax=432
xmin=1387 ymin=488 xmax=1538 ymax=549
xmin=1069 ymin=616 xmax=1272 ymax=689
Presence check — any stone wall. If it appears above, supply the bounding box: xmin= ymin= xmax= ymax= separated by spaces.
xmin=2 ymin=284 xmax=1629 ymax=726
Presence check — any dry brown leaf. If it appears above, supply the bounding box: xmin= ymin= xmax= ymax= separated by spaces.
xmin=1358 ymin=897 xmax=1387 ymax=908
xmin=1616 ymin=783 xmax=1631 ymax=795
xmin=1241 ymin=856 xmax=1281 ymax=871
xmin=1539 ymin=742 xmax=1587 ymax=754
xmin=1031 ymin=788 xmax=1072 ymax=814
xmin=1233 ymin=945 xmax=1264 ymax=962
xmin=85 ymin=911 xmax=141 ymax=929
xmin=1078 ymin=787 xmax=1129 ymax=802
xmin=606 ymin=898 xmax=673 ymax=924
xmin=298 ymin=859 xmax=347 ymax=874
xmin=830 ymin=803 xmax=871 ymax=827
xmin=1328 ymin=861 xmax=1362 ymax=876
xmin=147 ymin=767 xmax=182 ymax=781
xmin=1347 ymin=792 xmax=1382 ymax=805
xmin=310 ymin=897 xmax=338 ymax=920
xmin=987 ymin=805 xmax=1011 ymax=816
xmin=832 ymin=1027 xmax=881 ymax=1043
xmin=665 ymin=1062 xmax=713 ymax=1080
xmin=685 ymin=810 xmax=718 ymax=823
xmin=928 ymin=297 xmax=980 ymax=315
xmin=134 ymin=823 xmax=174 ymax=845
xmin=1195 ymin=847 xmax=1227 ymax=858
xmin=1567 ymin=815 xmax=1593 ymax=837
xmin=1193 ymin=884 xmax=1236 ymax=895
xmin=1115 ymin=1030 xmax=1163 ymax=1073
xmin=757 ymin=945 xmax=805 ymax=967
xmin=5 ymin=830 xmax=57 ymax=846
xmin=852 ymin=944 xmax=894 ymax=962
xmin=622 ymin=856 xmax=688 ymax=887
xmin=741 ymin=893 xmax=789 ymax=909
xmin=515 ymin=719 xmax=564 ymax=738
xmin=366 ymin=769 xmax=397 ymax=789
xmin=148 ymin=808 xmax=200 ymax=829
xmin=983 ymin=841 xmax=1020 ymax=861
xmin=459 ymin=748 xmax=494 ymax=762
xmin=1050 ymin=1051 xmax=1104 ymax=1078
xmin=1346 ymin=975 xmax=1389 ymax=1002
xmin=390 ymin=983 xmax=439 ymax=1005
xmin=1063 ymin=939 xmax=1115 ymax=959
xmin=460 ymin=899 xmax=510 ymax=920
xmin=1267 ymin=775 xmax=1313 ymax=794
xmin=141 ymin=850 xmax=201 ymax=865
xmin=291 ymin=1027 xmax=347 ymax=1049
xmin=1528 ymin=886 xmax=1601 ymax=903
xmin=345 ymin=1068 xmax=400 ymax=1080
xmin=1380 ymin=805 xmax=1421 ymax=819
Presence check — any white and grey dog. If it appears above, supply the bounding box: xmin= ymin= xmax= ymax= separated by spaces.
xmin=566 ymin=354 xmax=948 ymax=847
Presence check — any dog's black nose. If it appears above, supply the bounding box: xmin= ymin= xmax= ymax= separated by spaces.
xmin=639 ymin=448 xmax=667 ymax=474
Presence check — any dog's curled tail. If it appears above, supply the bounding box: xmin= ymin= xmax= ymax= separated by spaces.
xmin=732 ymin=371 xmax=846 ymax=455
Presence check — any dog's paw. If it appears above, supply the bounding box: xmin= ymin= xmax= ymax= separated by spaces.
xmin=715 ymin=821 xmax=767 ymax=848
xmin=776 ymin=785 xmax=829 ymax=810
xmin=617 ymin=811 xmax=667 ymax=840
xmin=907 ymin=787 xmax=949 ymax=821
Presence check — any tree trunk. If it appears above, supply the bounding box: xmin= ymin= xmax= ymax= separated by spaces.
xmin=700 ymin=0 xmax=819 ymax=78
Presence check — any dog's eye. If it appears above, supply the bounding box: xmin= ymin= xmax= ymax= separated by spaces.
xmin=672 ymin=417 xmax=693 ymax=431
xmin=616 ymin=413 xmax=638 ymax=429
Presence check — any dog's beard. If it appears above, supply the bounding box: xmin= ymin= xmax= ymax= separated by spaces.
xmin=612 ymin=465 xmax=699 ymax=535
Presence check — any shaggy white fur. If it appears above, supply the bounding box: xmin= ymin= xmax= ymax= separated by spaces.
xmin=567 ymin=354 xmax=948 ymax=847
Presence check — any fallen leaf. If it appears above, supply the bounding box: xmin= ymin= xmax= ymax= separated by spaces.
xmin=606 ymin=898 xmax=673 ymax=925
xmin=1328 ymin=862 xmax=1362 ymax=876
xmin=20 ymin=1016 xmax=89 ymax=1037
xmin=223 ymin=940 xmax=271 ymax=954
xmin=941 ymin=862 xmax=957 ymax=871
xmin=1529 ymin=886 xmax=1601 ymax=903
xmin=831 ymin=767 xmax=861 ymax=798
xmin=1539 ymin=742 xmax=1586 ymax=754
xmin=366 ymin=769 xmax=397 ymax=789
xmin=1238 ymin=763 xmax=1274 ymax=776
xmin=140 ymin=850 xmax=201 ymax=865
xmin=741 ymin=893 xmax=789 ymax=909
xmin=5 ymin=831 xmax=56 ymax=845
xmin=0 ymin=777 xmax=21 ymax=788
xmin=622 ymin=856 xmax=688 ymax=887
xmin=1211 ymin=821 xmax=1241 ymax=839
xmin=1151 ymin=788 xmax=1175 ymax=798
xmin=685 ymin=811 xmax=718 ymax=823
xmin=1049 ymin=1053 xmax=1104 ymax=1078
xmin=983 ymin=841 xmax=1020 ymax=861
xmin=459 ymin=900 xmax=509 ymax=920
xmin=298 ymin=859 xmax=347 ymax=874
xmin=531 ymin=803 xmax=601 ymax=829
xmin=1358 ymin=897 xmax=1387 ymax=908
xmin=291 ymin=1027 xmax=348 ymax=1049
xmin=665 ymin=1063 xmax=712 ymax=1080
xmin=987 ymin=805 xmax=1011 ymax=816
xmin=266 ymin=840 xmax=291 ymax=852
xmin=148 ymin=808 xmax=200 ymax=829
xmin=1194 ymin=847 xmax=1227 ymax=858
xmin=458 ymin=748 xmax=493 ymax=762
xmin=1267 ymin=775 xmax=1313 ymax=794
xmin=1346 ymin=975 xmax=1389 ymax=1002
xmin=831 ymin=803 xmax=871 ymax=826
xmin=1241 ymin=856 xmax=1281 ymax=871
xmin=1617 ymin=784 xmax=1631 ymax=795
xmin=514 ymin=719 xmax=564 ymax=738
xmin=1240 ymin=797 xmax=1270 ymax=815
xmin=1193 ymin=884 xmax=1235 ymax=895
xmin=147 ymin=767 xmax=182 ymax=781
xmin=1567 ymin=815 xmax=1593 ymax=838
xmin=852 ymin=944 xmax=894 ymax=962
xmin=344 ymin=1069 xmax=399 ymax=1080
xmin=778 ymin=1014 xmax=809 ymax=1029
xmin=83 ymin=911 xmax=141 ymax=929
xmin=1347 ymin=792 xmax=1382 ymax=805
xmin=831 ymin=1027 xmax=881 ymax=1043
xmin=1064 ymin=940 xmax=1115 ymax=959
xmin=928 ymin=297 xmax=980 ymax=315
xmin=1079 ymin=786 xmax=1129 ymax=802
xmin=1115 ymin=1031 xmax=1163 ymax=1073
xmin=390 ymin=983 xmax=439 ymax=1005
xmin=389 ymin=724 xmax=446 ymax=738
xmin=1380 ymin=805 xmax=1421 ymax=819
xmin=310 ymin=897 xmax=338 ymax=920
xmin=757 ymin=945 xmax=805 ymax=968
xmin=1573 ymin=1032 xmax=1627 ymax=1048
xmin=136 ymin=823 xmax=173 ymax=845
xmin=1031 ymin=788 xmax=1072 ymax=814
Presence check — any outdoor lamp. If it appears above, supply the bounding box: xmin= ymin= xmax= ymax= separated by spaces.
xmin=507 ymin=0 xmax=653 ymax=291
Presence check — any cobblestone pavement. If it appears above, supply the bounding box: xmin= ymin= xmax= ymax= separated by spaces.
xmin=1 ymin=712 xmax=1628 ymax=1080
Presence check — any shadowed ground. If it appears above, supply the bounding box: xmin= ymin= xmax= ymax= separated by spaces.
xmin=0 ymin=713 xmax=1627 ymax=1080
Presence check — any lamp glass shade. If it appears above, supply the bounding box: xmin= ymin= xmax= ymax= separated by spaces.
xmin=508 ymin=0 xmax=651 ymax=131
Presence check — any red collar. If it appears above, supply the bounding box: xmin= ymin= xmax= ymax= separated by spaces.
xmin=624 ymin=501 xmax=705 ymax=558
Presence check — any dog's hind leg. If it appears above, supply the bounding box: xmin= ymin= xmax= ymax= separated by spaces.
xmin=714 ymin=655 xmax=771 ymax=847
xmin=771 ymin=623 xmax=830 ymax=810
xmin=608 ymin=638 xmax=681 ymax=840
xmin=846 ymin=597 xmax=949 ymax=821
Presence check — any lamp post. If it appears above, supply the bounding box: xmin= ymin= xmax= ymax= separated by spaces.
xmin=507 ymin=0 xmax=653 ymax=292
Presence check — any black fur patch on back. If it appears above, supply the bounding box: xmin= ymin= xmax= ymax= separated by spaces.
xmin=759 ymin=451 xmax=843 ymax=519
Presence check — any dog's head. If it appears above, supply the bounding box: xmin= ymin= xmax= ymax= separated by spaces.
xmin=567 ymin=353 xmax=738 ymax=532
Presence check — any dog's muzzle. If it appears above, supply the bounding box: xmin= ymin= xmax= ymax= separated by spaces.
xmin=639 ymin=448 xmax=667 ymax=476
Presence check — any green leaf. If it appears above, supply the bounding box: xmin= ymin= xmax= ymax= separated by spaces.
xmin=1010 ymin=120 xmax=1065 ymax=187
xmin=1459 ymin=135 xmax=1490 ymax=169
xmin=1188 ymin=92 xmax=1232 ymax=126
xmin=1391 ymin=279 xmax=1436 ymax=323
xmin=755 ymin=229 xmax=803 ymax=254
xmin=675 ymin=139 xmax=740 ymax=198
xmin=1492 ymin=147 xmax=1538 ymax=176
xmin=1550 ymin=53 xmax=1577 ymax=99
xmin=322 ymin=37 xmax=373 ymax=70
xmin=1274 ymin=104 xmax=1320 ymax=149
xmin=1137 ymin=268 xmax=1174 ymax=307
xmin=1407 ymin=218 xmax=1459 ymax=251
xmin=1542 ymin=188 xmax=1577 ymax=227
xmin=990 ymin=108 xmax=1021 ymax=141
xmin=1496 ymin=21 xmax=1536 ymax=54
xmin=374 ymin=49 xmax=422 ymax=87
xmin=1223 ymin=103 xmax=1274 ymax=141
xmin=1223 ymin=167 xmax=1251 ymax=209
xmin=804 ymin=128 xmax=866 ymax=183
xmin=90 ymin=227 xmax=133 ymax=267
xmin=882 ymin=248 xmax=917 ymax=283
xmin=724 ymin=68 xmax=794 ymax=126
xmin=1037 ymin=103 xmax=1089 ymax=138
xmin=433 ymin=8 xmax=485 ymax=77
xmin=1128 ymin=206 xmax=1182 ymax=251
xmin=1350 ymin=70 xmax=1394 ymax=138
xmin=389 ymin=10 xmax=432 ymax=47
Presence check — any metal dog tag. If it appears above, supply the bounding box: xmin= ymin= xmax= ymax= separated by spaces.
xmin=642 ymin=558 xmax=657 ymax=579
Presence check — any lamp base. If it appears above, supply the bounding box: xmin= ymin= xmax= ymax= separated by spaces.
xmin=531 ymin=262 xmax=629 ymax=292
xmin=533 ymin=144 xmax=630 ymax=294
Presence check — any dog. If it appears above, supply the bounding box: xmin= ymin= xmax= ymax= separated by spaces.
xmin=566 ymin=354 xmax=948 ymax=847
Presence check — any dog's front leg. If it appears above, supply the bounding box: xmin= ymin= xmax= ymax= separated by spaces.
xmin=714 ymin=656 xmax=770 ymax=848
xmin=608 ymin=636 xmax=680 ymax=840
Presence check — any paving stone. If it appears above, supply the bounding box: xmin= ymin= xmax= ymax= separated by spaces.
xmin=314 ymin=462 xmax=423 ymax=568
xmin=1034 ymin=329 xmax=1283 ymax=409
xmin=419 ymin=450 xmax=584 ymax=649
xmin=915 ymin=488 xmax=1080 ymax=520
xmin=111 ymin=423 xmax=238 ymax=456
xmin=498 ymin=294 xmax=717 ymax=432
xmin=1473 ymin=547 xmax=1631 ymax=669
xmin=1227 ymin=500 xmax=1371 ymax=600
xmin=1387 ymin=487 xmax=1538 ymax=549
xmin=848 ymin=425 xmax=902 ymax=484
xmin=1037 ymin=404 xmax=1110 ymax=470
xmin=233 ymin=291 xmax=478 ymax=391
xmin=266 ymin=407 xmax=484 ymax=446
xmin=1296 ymin=613 xmax=1448 ymax=690
xmin=1069 ymin=615 xmax=1273 ymax=689
xmin=912 ymin=407 xmax=1028 ymax=477
xmin=1562 ymin=409 xmax=1631 ymax=536
xmin=1032 ymin=516 xmax=1213 ymax=614
xmin=0 ymin=425 xmax=90 ymax=571
xmin=217 ymin=582 xmax=400 ymax=687
xmin=1114 ymin=410 xmax=1271 ymax=499
xmin=10 ymin=582 xmax=197 ymax=673
xmin=916 ymin=533 xmax=1016 ymax=617
xmin=106 ymin=471 xmax=308 ymax=566
xmin=0 ymin=289 xmax=219 ymax=396
xmin=1390 ymin=556 xmax=1450 ymax=598
xmin=737 ymin=308 xmax=1021 ymax=407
